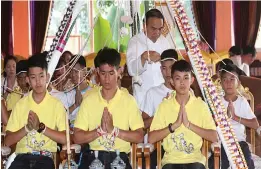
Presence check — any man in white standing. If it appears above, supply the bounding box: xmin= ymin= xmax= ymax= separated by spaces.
xmin=126 ymin=9 xmax=171 ymax=108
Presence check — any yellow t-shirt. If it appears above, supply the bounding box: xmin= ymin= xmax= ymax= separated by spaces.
xmin=6 ymin=91 xmax=66 ymax=153
xmin=74 ymin=87 xmax=144 ymax=153
xmin=6 ymin=92 xmax=22 ymax=111
xmin=83 ymin=85 xmax=100 ymax=99
xmin=150 ymin=94 xmax=216 ymax=167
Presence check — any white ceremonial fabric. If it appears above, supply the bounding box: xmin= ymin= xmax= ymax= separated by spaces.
xmin=126 ymin=32 xmax=171 ymax=108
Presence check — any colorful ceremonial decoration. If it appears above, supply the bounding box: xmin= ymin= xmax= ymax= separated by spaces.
xmin=46 ymin=0 xmax=85 ymax=85
xmin=166 ymin=1 xmax=248 ymax=168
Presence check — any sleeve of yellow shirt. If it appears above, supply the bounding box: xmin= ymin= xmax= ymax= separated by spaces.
xmin=6 ymin=101 xmax=22 ymax=132
xmin=201 ymin=101 xmax=216 ymax=130
xmin=6 ymin=93 xmax=21 ymax=111
xmin=150 ymin=103 xmax=166 ymax=131
xmin=74 ymin=99 xmax=89 ymax=131
xmin=128 ymin=97 xmax=144 ymax=130
xmin=55 ymin=102 xmax=67 ymax=131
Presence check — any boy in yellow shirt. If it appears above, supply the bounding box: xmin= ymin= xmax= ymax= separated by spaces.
xmin=73 ymin=47 xmax=144 ymax=169
xmin=5 ymin=53 xmax=66 ymax=169
xmin=149 ymin=60 xmax=217 ymax=169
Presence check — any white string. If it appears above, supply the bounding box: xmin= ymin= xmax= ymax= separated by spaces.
xmin=218 ymin=69 xmax=239 ymax=82
xmin=218 ymin=68 xmax=243 ymax=97
xmin=64 ymin=68 xmax=93 ymax=93
xmin=133 ymin=10 xmax=142 ymax=86
xmin=159 ymin=0 xmax=184 ymax=58
xmin=143 ymin=12 xmax=152 ymax=64
xmin=50 ymin=55 xmax=79 ymax=85
xmin=1 ymin=86 xmax=24 ymax=96
xmin=16 ymin=71 xmax=27 ymax=76
xmin=102 ymin=0 xmax=124 ymax=49
xmin=117 ymin=0 xmax=121 ymax=52
xmin=50 ymin=14 xmax=99 ymax=87
xmin=160 ymin=58 xmax=177 ymax=62
xmin=196 ymin=29 xmax=226 ymax=66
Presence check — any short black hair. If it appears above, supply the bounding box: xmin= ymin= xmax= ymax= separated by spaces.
xmin=94 ymin=55 xmax=100 ymax=68
xmin=161 ymin=49 xmax=178 ymax=61
xmin=242 ymin=46 xmax=256 ymax=58
xmin=220 ymin=64 xmax=239 ymax=78
xmin=228 ymin=46 xmax=242 ymax=57
xmin=144 ymin=9 xmax=164 ymax=24
xmin=70 ymin=55 xmax=86 ymax=68
xmin=171 ymin=60 xmax=192 ymax=76
xmin=3 ymin=55 xmax=17 ymax=77
xmin=16 ymin=60 xmax=28 ymax=75
xmin=62 ymin=51 xmax=73 ymax=57
xmin=27 ymin=52 xmax=48 ymax=72
xmin=216 ymin=58 xmax=233 ymax=72
xmin=97 ymin=47 xmax=121 ymax=69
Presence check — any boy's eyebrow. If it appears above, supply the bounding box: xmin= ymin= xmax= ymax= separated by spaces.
xmin=219 ymin=69 xmax=239 ymax=81
xmin=28 ymin=71 xmax=44 ymax=76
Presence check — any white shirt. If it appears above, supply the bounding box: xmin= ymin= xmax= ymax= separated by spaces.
xmin=126 ymin=32 xmax=171 ymax=108
xmin=230 ymin=56 xmax=250 ymax=76
xmin=49 ymin=89 xmax=72 ymax=110
xmin=242 ymin=64 xmax=250 ymax=76
xmin=141 ymin=84 xmax=173 ymax=117
xmin=230 ymin=56 xmax=243 ymax=70
xmin=221 ymin=96 xmax=256 ymax=142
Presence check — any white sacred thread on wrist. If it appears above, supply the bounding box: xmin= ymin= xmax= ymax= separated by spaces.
xmin=239 ymin=117 xmax=242 ymax=124
xmin=186 ymin=122 xmax=190 ymax=129
xmin=24 ymin=125 xmax=30 ymax=133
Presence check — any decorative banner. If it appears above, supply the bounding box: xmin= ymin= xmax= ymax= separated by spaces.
xmin=167 ymin=1 xmax=248 ymax=169
xmin=46 ymin=0 xmax=85 ymax=84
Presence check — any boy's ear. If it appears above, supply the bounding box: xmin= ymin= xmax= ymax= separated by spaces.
xmin=46 ymin=73 xmax=50 ymax=83
xmin=236 ymin=78 xmax=241 ymax=88
xmin=170 ymin=78 xmax=174 ymax=86
xmin=117 ymin=66 xmax=124 ymax=79
xmin=190 ymin=76 xmax=195 ymax=85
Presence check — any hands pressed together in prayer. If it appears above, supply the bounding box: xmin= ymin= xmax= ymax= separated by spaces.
xmin=227 ymin=100 xmax=237 ymax=120
xmin=227 ymin=100 xmax=243 ymax=124
xmin=26 ymin=110 xmax=40 ymax=131
xmin=172 ymin=102 xmax=191 ymax=131
xmin=101 ymin=107 xmax=114 ymax=133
